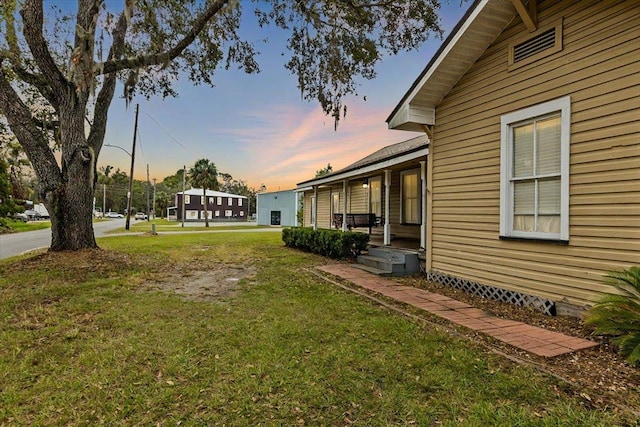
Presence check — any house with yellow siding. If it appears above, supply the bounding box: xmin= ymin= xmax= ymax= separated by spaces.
xmin=386 ymin=0 xmax=639 ymax=315
xmin=299 ymin=0 xmax=639 ymax=317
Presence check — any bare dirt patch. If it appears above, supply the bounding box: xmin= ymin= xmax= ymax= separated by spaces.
xmin=147 ymin=264 xmax=257 ymax=302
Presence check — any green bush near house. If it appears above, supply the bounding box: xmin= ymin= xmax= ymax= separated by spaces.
xmin=585 ymin=266 xmax=640 ymax=366
xmin=282 ymin=227 xmax=369 ymax=259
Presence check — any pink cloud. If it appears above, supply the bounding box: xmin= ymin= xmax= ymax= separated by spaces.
xmin=217 ymin=101 xmax=420 ymax=190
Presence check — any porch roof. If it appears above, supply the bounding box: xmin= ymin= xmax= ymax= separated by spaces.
xmin=296 ymin=134 xmax=429 ymax=189
xmin=386 ymin=0 xmax=518 ymax=131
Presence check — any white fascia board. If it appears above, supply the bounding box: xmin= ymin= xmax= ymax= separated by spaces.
xmin=294 ymin=186 xmax=313 ymax=192
xmin=297 ymin=147 xmax=429 ymax=188
xmin=403 ymin=1 xmax=488 ymax=105
xmin=388 ymin=0 xmax=490 ymax=128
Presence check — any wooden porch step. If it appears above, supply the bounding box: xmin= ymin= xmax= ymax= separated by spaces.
xmin=349 ymin=263 xmax=392 ymax=277
xmin=357 ymin=254 xmax=408 ymax=275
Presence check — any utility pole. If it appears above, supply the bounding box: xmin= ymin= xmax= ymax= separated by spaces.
xmin=181 ymin=165 xmax=186 ymax=227
xmin=152 ymin=178 xmax=157 ymax=219
xmin=125 ymin=103 xmax=139 ymax=231
xmin=146 ymin=163 xmax=150 ymax=222
xmin=103 ymin=184 xmax=106 ymax=216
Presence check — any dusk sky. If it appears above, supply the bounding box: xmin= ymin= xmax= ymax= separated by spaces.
xmin=98 ymin=2 xmax=469 ymax=191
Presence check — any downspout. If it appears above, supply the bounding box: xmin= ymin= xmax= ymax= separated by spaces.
xmin=313 ymin=185 xmax=318 ymax=230
xmin=384 ymin=169 xmax=391 ymax=245
xmin=420 ymin=160 xmax=427 ymax=251
xmin=342 ymin=180 xmax=348 ymax=232
xmin=426 ymin=136 xmax=434 ymax=272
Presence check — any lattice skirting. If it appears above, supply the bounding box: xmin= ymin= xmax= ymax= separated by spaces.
xmin=427 ymin=270 xmax=556 ymax=316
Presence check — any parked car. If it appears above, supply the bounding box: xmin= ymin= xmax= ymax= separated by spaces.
xmin=24 ymin=209 xmax=41 ymax=220
xmin=134 ymin=212 xmax=148 ymax=220
xmin=13 ymin=212 xmax=28 ymax=222
xmin=34 ymin=203 xmax=50 ymax=219
xmin=105 ymin=212 xmax=124 ymax=218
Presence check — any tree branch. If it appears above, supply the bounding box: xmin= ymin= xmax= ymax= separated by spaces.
xmin=97 ymin=0 xmax=232 ymax=75
xmin=11 ymin=65 xmax=58 ymax=109
xmin=0 ymin=67 xmax=61 ymax=190
xmin=32 ymin=117 xmax=60 ymax=131
xmin=88 ymin=8 xmax=129 ymax=153
xmin=20 ymin=0 xmax=70 ymax=107
xmin=70 ymin=0 xmax=102 ymax=102
xmin=0 ymin=0 xmax=57 ymax=109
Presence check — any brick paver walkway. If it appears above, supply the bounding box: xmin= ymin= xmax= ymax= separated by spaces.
xmin=317 ymin=264 xmax=598 ymax=358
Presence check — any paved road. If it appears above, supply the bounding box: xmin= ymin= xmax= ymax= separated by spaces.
xmin=0 ymin=218 xmax=126 ymax=260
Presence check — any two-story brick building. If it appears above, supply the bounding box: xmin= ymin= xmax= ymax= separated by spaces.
xmin=172 ymin=188 xmax=248 ymax=222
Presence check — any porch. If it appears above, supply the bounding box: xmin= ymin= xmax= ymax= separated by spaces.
xmin=298 ymin=138 xmax=428 ymax=244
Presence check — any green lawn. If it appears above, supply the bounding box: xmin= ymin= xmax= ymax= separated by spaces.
xmin=0 ymin=219 xmax=51 ymax=233
xmin=112 ymin=218 xmax=273 ymax=233
xmin=1 ymin=218 xmax=112 ymax=234
xmin=0 ymin=232 xmax=626 ymax=425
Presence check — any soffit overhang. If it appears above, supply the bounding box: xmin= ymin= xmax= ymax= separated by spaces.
xmin=386 ymin=0 xmax=517 ymax=131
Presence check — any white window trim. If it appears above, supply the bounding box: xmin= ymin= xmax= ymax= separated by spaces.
xmin=400 ymin=168 xmax=421 ymax=225
xmin=499 ymin=96 xmax=570 ymax=241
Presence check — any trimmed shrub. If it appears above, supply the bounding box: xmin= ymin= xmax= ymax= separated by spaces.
xmin=585 ymin=266 xmax=640 ymax=366
xmin=282 ymin=227 xmax=369 ymax=259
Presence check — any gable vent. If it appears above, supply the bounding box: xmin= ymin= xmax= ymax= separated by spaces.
xmin=513 ymin=28 xmax=556 ymax=63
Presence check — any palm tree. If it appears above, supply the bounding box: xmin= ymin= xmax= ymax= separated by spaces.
xmin=188 ymin=159 xmax=219 ymax=227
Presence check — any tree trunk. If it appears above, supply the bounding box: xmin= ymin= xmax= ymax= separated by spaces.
xmin=203 ymin=188 xmax=210 ymax=227
xmin=47 ymin=174 xmax=97 ymax=251
xmin=46 ymin=107 xmax=98 ymax=251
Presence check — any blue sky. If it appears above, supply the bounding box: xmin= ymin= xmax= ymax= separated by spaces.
xmin=98 ymin=2 xmax=469 ymax=191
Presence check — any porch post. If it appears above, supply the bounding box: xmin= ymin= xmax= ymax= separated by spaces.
xmin=420 ymin=160 xmax=426 ymax=250
xmin=384 ymin=169 xmax=391 ymax=246
xmin=342 ymin=179 xmax=348 ymax=232
xmin=313 ymin=185 xmax=318 ymax=231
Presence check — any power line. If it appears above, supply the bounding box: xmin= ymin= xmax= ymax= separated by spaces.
xmin=144 ymin=111 xmax=194 ymax=155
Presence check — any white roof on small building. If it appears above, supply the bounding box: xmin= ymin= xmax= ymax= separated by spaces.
xmin=177 ymin=188 xmax=247 ymax=199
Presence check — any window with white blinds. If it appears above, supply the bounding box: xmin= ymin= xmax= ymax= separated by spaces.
xmin=500 ymin=97 xmax=570 ymax=241
xmin=401 ymin=169 xmax=420 ymax=224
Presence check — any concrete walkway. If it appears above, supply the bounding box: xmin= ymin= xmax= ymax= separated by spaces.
xmin=317 ymin=264 xmax=598 ymax=358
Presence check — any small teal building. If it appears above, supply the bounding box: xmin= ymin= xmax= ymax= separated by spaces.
xmin=256 ymin=190 xmax=300 ymax=227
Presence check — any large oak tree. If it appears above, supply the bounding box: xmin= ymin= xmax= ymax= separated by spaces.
xmin=0 ymin=0 xmax=441 ymax=251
